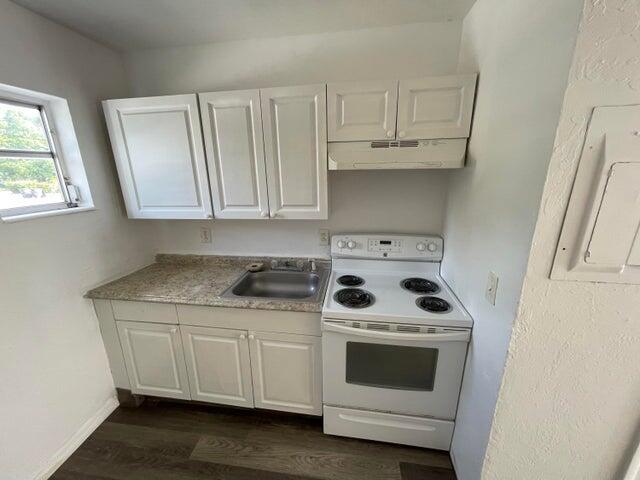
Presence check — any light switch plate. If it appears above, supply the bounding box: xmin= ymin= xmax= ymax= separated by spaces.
xmin=200 ymin=227 xmax=212 ymax=244
xmin=319 ymin=229 xmax=330 ymax=246
xmin=486 ymin=271 xmax=498 ymax=305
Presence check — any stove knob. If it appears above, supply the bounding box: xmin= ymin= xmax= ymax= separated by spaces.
xmin=337 ymin=240 xmax=346 ymax=249
xmin=347 ymin=240 xmax=356 ymax=249
xmin=416 ymin=242 xmax=427 ymax=252
xmin=427 ymin=242 xmax=438 ymax=252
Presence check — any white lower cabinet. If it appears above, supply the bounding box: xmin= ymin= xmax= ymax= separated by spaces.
xmin=180 ymin=325 xmax=254 ymax=408
xmin=108 ymin=305 xmax=322 ymax=415
xmin=248 ymin=331 xmax=322 ymax=415
xmin=116 ymin=321 xmax=190 ymax=400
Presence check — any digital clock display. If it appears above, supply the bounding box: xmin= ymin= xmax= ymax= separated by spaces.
xmin=379 ymin=240 xmax=392 ymax=245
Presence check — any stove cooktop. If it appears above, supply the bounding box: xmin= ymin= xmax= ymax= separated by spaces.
xmin=322 ymin=267 xmax=472 ymax=328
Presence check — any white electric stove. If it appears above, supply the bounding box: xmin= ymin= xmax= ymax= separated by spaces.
xmin=321 ymin=234 xmax=472 ymax=451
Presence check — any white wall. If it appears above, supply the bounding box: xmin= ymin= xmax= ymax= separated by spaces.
xmin=125 ymin=22 xmax=463 ymax=256
xmin=483 ymin=1 xmax=640 ymax=478
xmin=0 ymin=1 xmax=155 ymax=478
xmin=440 ymin=1 xmax=584 ymax=478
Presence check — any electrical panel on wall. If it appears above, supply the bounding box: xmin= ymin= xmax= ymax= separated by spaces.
xmin=552 ymin=105 xmax=640 ymax=283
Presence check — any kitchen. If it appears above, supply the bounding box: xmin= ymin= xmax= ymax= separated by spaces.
xmin=2 ymin=1 xmax=640 ymax=480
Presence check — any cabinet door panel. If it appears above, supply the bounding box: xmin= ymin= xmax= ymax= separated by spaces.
xmin=328 ymin=80 xmax=398 ymax=141
xmin=397 ymin=75 xmax=477 ymax=140
xmin=116 ymin=321 xmax=190 ymax=399
xmin=249 ymin=332 xmax=322 ymax=415
xmin=103 ymin=95 xmax=212 ymax=219
xmin=181 ymin=326 xmax=254 ymax=407
xmin=199 ymin=90 xmax=270 ymax=219
xmin=261 ymin=85 xmax=328 ymax=220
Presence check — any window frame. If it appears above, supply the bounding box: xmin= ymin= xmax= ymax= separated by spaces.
xmin=0 ymin=97 xmax=76 ymax=217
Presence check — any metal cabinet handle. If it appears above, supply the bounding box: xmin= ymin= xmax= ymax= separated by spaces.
xmin=386 ymin=130 xmax=394 ymax=138
xmin=398 ymin=131 xmax=406 ymax=138
xmin=170 ymin=328 xmax=178 ymax=334
xmin=248 ymin=334 xmax=255 ymax=340
xmin=239 ymin=334 xmax=246 ymax=340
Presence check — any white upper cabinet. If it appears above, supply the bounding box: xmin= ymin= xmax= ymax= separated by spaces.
xmin=199 ymin=90 xmax=270 ymax=219
xmin=327 ymin=80 xmax=398 ymax=141
xmin=103 ymin=94 xmax=213 ymax=219
xmin=261 ymin=84 xmax=328 ymax=220
xmin=397 ymin=74 xmax=477 ymax=140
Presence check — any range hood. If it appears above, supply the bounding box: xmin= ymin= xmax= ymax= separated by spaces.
xmin=328 ymin=138 xmax=467 ymax=170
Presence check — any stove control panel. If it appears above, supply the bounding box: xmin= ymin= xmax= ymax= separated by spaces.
xmin=331 ymin=234 xmax=443 ymax=261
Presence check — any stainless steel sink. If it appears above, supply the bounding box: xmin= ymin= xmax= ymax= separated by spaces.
xmin=222 ymin=268 xmax=328 ymax=302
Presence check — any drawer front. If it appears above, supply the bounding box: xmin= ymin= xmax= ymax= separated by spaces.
xmin=112 ymin=300 xmax=178 ymax=324
xmin=177 ymin=305 xmax=321 ymax=336
xmin=323 ymin=406 xmax=454 ymax=450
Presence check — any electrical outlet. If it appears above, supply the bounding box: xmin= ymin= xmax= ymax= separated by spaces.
xmin=319 ymin=229 xmax=330 ymax=246
xmin=485 ymin=271 xmax=499 ymax=305
xmin=200 ymin=227 xmax=212 ymax=244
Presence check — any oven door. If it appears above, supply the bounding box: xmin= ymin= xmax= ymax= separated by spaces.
xmin=322 ymin=320 xmax=470 ymax=420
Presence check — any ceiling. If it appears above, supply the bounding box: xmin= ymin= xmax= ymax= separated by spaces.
xmin=12 ymin=0 xmax=477 ymax=51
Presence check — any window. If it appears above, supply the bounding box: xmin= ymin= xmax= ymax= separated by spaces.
xmin=0 ymin=99 xmax=73 ymax=216
xmin=0 ymin=82 xmax=92 ymax=221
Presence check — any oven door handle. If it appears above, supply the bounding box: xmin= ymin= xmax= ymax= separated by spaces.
xmin=322 ymin=322 xmax=470 ymax=342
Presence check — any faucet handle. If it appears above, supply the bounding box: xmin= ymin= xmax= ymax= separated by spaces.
xmin=308 ymin=259 xmax=317 ymax=272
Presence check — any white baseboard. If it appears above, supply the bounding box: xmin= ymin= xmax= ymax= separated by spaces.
xmin=34 ymin=395 xmax=119 ymax=480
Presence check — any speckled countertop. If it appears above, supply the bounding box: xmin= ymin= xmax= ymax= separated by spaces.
xmin=85 ymin=254 xmax=331 ymax=313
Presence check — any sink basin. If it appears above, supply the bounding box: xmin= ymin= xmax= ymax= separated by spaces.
xmin=222 ymin=269 xmax=328 ymax=302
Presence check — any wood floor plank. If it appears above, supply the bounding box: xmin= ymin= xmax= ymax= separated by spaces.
xmin=92 ymin=421 xmax=200 ymax=458
xmin=247 ymin=423 xmax=452 ymax=469
xmin=56 ymin=438 xmax=312 ymax=480
xmin=106 ymin=402 xmax=256 ymax=439
xmin=400 ymin=462 xmax=457 ymax=480
xmin=191 ymin=434 xmax=402 ymax=480
xmin=50 ymin=471 xmax=113 ymax=480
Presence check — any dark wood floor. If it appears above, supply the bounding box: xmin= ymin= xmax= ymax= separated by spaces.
xmin=52 ymin=399 xmax=456 ymax=480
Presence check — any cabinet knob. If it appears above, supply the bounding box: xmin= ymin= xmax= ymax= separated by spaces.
xmin=269 ymin=212 xmax=277 ymax=219
xmin=261 ymin=211 xmax=269 ymax=218
xmin=386 ymin=130 xmax=394 ymax=138
xmin=170 ymin=328 xmax=178 ymax=334
xmin=239 ymin=334 xmax=246 ymax=340
xmin=248 ymin=334 xmax=255 ymax=340
xmin=207 ymin=214 xmax=213 ymax=219
xmin=398 ymin=131 xmax=406 ymax=138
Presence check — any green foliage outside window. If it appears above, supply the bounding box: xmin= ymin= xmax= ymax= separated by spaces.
xmin=0 ymin=107 xmax=59 ymax=193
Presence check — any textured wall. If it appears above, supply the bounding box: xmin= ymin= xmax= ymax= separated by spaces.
xmin=0 ymin=1 xmax=155 ymax=478
xmin=440 ymin=0 xmax=584 ymax=478
xmin=483 ymin=1 xmax=640 ymax=478
xmin=125 ymin=22 xmax=462 ymax=256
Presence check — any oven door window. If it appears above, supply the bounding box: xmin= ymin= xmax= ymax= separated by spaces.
xmin=346 ymin=342 xmax=438 ymax=391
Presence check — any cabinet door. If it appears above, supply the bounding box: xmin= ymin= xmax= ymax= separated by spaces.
xmin=103 ymin=95 xmax=213 ymax=219
xmin=116 ymin=321 xmax=190 ymax=399
xmin=249 ymin=332 xmax=322 ymax=415
xmin=397 ymin=74 xmax=477 ymax=140
xmin=261 ymin=84 xmax=328 ymax=220
xmin=327 ymin=80 xmax=398 ymax=141
xmin=180 ymin=326 xmax=254 ymax=407
xmin=199 ymin=90 xmax=270 ymax=219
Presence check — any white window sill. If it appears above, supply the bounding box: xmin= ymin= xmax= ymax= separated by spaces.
xmin=1 ymin=205 xmax=95 ymax=223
